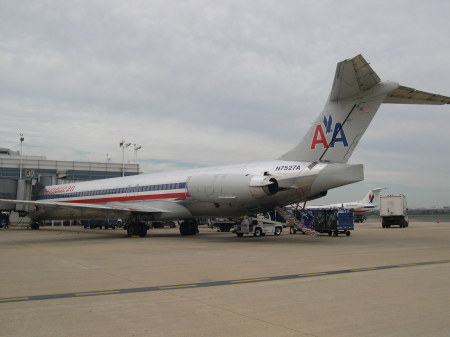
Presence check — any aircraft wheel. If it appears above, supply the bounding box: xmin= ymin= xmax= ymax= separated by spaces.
xmin=179 ymin=220 xmax=198 ymax=236
xmin=127 ymin=226 xmax=135 ymax=237
xmin=139 ymin=227 xmax=147 ymax=237
xmin=30 ymin=222 xmax=40 ymax=230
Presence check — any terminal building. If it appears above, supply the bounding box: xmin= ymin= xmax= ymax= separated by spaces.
xmin=0 ymin=147 xmax=140 ymax=214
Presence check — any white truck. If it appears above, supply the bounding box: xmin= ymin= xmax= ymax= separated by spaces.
xmin=379 ymin=194 xmax=409 ymax=228
xmin=233 ymin=214 xmax=283 ymax=237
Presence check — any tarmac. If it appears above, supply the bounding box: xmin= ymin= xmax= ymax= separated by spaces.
xmin=1 ymin=218 xmax=450 ymax=337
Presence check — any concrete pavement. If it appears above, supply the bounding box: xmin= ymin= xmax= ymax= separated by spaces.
xmin=1 ymin=220 xmax=449 ymax=337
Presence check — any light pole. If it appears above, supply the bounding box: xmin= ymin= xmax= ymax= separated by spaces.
xmin=120 ymin=140 xmax=131 ymax=177
xmin=105 ymin=153 xmax=111 ymax=174
xmin=134 ymin=144 xmax=142 ymax=163
xmin=19 ymin=133 xmax=24 ymax=179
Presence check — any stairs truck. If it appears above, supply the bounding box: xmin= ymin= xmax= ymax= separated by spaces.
xmin=379 ymin=194 xmax=409 ymax=228
xmin=287 ymin=208 xmax=354 ymax=236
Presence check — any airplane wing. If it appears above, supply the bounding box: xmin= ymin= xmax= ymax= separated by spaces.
xmin=0 ymin=199 xmax=191 ymax=220
xmin=384 ymin=85 xmax=450 ymax=105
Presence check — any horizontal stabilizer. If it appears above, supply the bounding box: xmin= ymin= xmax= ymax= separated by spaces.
xmin=384 ymin=85 xmax=450 ymax=105
xmin=329 ymin=54 xmax=380 ymax=102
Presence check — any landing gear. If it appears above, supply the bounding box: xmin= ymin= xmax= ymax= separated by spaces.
xmin=30 ymin=222 xmax=41 ymax=230
xmin=126 ymin=221 xmax=148 ymax=237
xmin=179 ymin=219 xmax=199 ymax=236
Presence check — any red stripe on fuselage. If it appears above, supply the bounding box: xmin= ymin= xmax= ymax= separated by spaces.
xmin=58 ymin=192 xmax=189 ymax=204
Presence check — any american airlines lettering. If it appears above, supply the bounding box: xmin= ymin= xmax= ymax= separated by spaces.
xmin=44 ymin=185 xmax=76 ymax=194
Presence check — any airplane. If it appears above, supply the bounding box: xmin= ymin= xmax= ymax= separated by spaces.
xmin=304 ymin=188 xmax=385 ymax=213
xmin=1 ymin=54 xmax=449 ymax=237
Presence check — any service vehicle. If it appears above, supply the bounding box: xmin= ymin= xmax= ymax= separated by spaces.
xmin=211 ymin=218 xmax=239 ymax=232
xmin=233 ymin=214 xmax=283 ymax=237
xmin=291 ymin=208 xmax=354 ymax=236
xmin=82 ymin=219 xmax=118 ymax=229
xmin=0 ymin=212 xmax=10 ymax=228
xmin=379 ymin=194 xmax=409 ymax=228
xmin=353 ymin=214 xmax=367 ymax=223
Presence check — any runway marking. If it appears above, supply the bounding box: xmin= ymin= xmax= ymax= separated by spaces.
xmin=397 ymin=263 xmax=417 ymax=267
xmin=159 ymin=284 xmax=197 ymax=290
xmin=351 ymin=267 xmax=376 ymax=272
xmin=0 ymin=297 xmax=29 ymax=302
xmin=75 ymin=291 xmax=120 ymax=296
xmin=1 ymin=259 xmax=449 ymax=304
xmin=298 ymin=272 xmax=327 ymax=277
xmin=231 ymin=278 xmax=271 ymax=283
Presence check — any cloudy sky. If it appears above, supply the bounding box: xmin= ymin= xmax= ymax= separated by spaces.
xmin=1 ymin=0 xmax=449 ymax=208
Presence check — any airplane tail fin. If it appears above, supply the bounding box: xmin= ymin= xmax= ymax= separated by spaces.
xmin=279 ymin=54 xmax=450 ymax=163
xmin=360 ymin=188 xmax=386 ymax=207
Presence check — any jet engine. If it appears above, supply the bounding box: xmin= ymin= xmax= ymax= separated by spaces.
xmin=186 ymin=174 xmax=278 ymax=203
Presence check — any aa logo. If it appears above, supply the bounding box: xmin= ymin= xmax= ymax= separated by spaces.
xmin=310 ymin=115 xmax=348 ymax=149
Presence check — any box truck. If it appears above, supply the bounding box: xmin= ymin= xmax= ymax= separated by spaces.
xmin=379 ymin=194 xmax=409 ymax=228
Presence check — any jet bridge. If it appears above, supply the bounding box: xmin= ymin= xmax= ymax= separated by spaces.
xmin=0 ymin=178 xmax=33 ymax=212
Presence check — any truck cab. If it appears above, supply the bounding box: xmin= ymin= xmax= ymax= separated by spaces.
xmin=233 ymin=214 xmax=283 ymax=237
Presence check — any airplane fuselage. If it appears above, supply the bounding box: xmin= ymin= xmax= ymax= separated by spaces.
xmin=31 ymin=160 xmax=363 ymax=221
xmin=306 ymin=202 xmax=374 ymax=213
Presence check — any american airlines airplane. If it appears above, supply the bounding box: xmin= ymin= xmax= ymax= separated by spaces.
xmin=2 ymin=55 xmax=449 ymax=237
xmin=305 ymin=188 xmax=385 ymax=213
